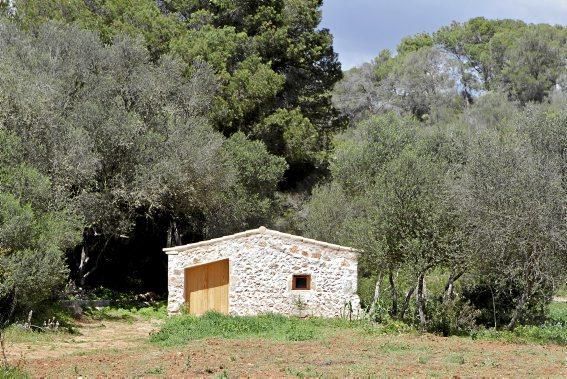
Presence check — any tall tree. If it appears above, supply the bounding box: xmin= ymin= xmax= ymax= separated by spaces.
xmin=11 ymin=0 xmax=344 ymax=173
xmin=0 ymin=20 xmax=287 ymax=289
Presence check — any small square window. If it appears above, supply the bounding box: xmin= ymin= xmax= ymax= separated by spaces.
xmin=292 ymin=275 xmax=311 ymax=290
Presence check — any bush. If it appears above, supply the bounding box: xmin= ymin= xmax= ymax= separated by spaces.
xmin=427 ymin=299 xmax=481 ymax=336
xmin=461 ymin=281 xmax=550 ymax=328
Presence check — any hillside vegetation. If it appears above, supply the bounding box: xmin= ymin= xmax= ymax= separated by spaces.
xmin=0 ymin=1 xmax=566 ymax=341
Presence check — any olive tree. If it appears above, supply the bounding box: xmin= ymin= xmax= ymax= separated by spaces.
xmin=454 ymin=126 xmax=566 ymax=329
xmin=0 ymin=20 xmax=287 ymax=289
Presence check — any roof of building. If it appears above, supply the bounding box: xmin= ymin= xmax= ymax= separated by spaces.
xmin=163 ymin=226 xmax=357 ymax=255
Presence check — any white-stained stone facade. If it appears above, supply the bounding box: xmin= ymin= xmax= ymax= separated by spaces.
xmin=165 ymin=227 xmax=360 ymax=317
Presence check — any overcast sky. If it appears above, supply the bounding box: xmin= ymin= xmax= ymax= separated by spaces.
xmin=321 ymin=0 xmax=567 ymax=69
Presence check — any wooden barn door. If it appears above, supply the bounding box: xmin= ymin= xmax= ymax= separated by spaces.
xmin=184 ymin=259 xmax=229 ymax=315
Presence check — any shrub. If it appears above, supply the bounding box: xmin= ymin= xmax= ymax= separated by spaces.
xmin=427 ymin=298 xmax=481 ymax=336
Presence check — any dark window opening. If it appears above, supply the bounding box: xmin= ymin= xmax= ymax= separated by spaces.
xmin=292 ymin=275 xmax=311 ymax=290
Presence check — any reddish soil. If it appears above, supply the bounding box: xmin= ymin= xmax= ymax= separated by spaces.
xmin=6 ymin=320 xmax=567 ymax=377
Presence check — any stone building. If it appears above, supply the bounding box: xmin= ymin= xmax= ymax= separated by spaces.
xmin=164 ymin=227 xmax=360 ymax=317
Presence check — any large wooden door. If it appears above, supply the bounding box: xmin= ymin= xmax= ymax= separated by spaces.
xmin=184 ymin=259 xmax=229 ymax=315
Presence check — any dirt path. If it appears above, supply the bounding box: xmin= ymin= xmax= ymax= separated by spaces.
xmin=5 ymin=319 xmax=567 ymax=377
xmin=6 ymin=319 xmax=161 ymax=362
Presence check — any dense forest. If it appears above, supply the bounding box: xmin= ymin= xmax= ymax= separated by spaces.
xmin=0 ymin=1 xmax=566 ymax=333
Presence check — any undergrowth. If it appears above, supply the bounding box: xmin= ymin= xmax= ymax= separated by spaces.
xmin=473 ymin=324 xmax=567 ymax=345
xmin=150 ymin=312 xmax=391 ymax=346
xmin=84 ymin=301 xmax=167 ymax=322
xmin=472 ymin=302 xmax=567 ymax=345
xmin=152 ymin=303 xmax=567 ymax=347
xmin=0 ymin=365 xmax=29 ymax=379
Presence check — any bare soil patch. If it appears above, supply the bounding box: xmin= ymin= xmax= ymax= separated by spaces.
xmin=6 ymin=319 xmax=567 ymax=377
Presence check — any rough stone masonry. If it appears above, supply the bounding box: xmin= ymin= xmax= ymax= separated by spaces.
xmin=164 ymin=227 xmax=361 ymax=317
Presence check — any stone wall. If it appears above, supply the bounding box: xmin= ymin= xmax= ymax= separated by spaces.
xmin=166 ymin=228 xmax=360 ymax=318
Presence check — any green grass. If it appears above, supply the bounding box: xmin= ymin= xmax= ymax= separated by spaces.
xmin=144 ymin=366 xmax=164 ymax=375
xmin=554 ymin=284 xmax=567 ymax=298
xmin=150 ymin=312 xmax=372 ymax=346
xmin=2 ymin=325 xmax=72 ymax=344
xmin=152 ymin=303 xmax=567 ymax=348
xmin=4 ymin=302 xmax=167 ymax=343
xmin=473 ymin=302 xmax=567 ymax=346
xmin=85 ymin=301 xmax=167 ymax=322
xmin=0 ymin=366 xmax=29 ymax=379
xmin=549 ymin=301 xmax=567 ymax=322
xmin=445 ymin=353 xmax=466 ymax=365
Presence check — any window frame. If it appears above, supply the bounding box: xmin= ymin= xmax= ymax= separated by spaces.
xmin=291 ymin=274 xmax=311 ymax=290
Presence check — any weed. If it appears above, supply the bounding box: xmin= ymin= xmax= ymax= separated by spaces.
xmin=446 ymin=353 xmax=465 ymax=365
xmin=85 ymin=302 xmax=167 ymax=322
xmin=284 ymin=366 xmax=323 ymax=378
xmin=145 ymin=366 xmax=164 ymax=375
xmin=549 ymin=302 xmax=567 ymax=323
xmin=482 ymin=357 xmax=500 ymax=367
xmin=475 ymin=323 xmax=567 ymax=345
xmin=378 ymin=341 xmax=409 ymax=353
xmin=183 ymin=355 xmax=192 ymax=371
xmin=285 ymin=323 xmax=315 ymax=341
xmin=0 ymin=365 xmax=29 ymax=379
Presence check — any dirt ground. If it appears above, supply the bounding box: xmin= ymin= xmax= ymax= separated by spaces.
xmin=6 ymin=319 xmax=567 ymax=377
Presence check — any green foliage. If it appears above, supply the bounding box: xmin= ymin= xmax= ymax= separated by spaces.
xmin=396 ymin=32 xmax=433 ymax=55
xmin=254 ymin=109 xmax=321 ymax=165
xmin=334 ymin=18 xmax=565 ymax=125
xmin=0 ymin=20 xmax=287 ymax=292
xmin=305 ymin=95 xmax=567 ymax=333
xmin=0 ymin=6 xmax=565 ymax=342
xmin=426 ymin=298 xmax=481 ymax=337
xmin=454 ymin=123 xmax=565 ymax=328
xmin=12 ymin=0 xmax=345 ymax=169
xmin=435 ymin=18 xmax=566 ymax=102
xmin=0 ymin=130 xmax=82 ymax=317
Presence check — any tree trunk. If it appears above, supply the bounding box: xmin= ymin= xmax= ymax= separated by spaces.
xmin=77 ymin=233 xmax=108 ymax=288
xmin=389 ymin=271 xmax=398 ymax=317
xmin=400 ymin=285 xmax=416 ymax=320
xmin=0 ymin=288 xmax=17 ymax=368
xmin=506 ymin=291 xmax=528 ymax=330
xmin=368 ymin=273 xmax=382 ymax=316
xmin=489 ymin=285 xmax=497 ymax=328
xmin=443 ymin=271 xmax=464 ymax=301
xmin=416 ymin=272 xmax=427 ymax=329
xmin=0 ymin=330 xmax=7 ymax=368
xmin=166 ymin=219 xmax=181 ymax=248
xmin=78 ymin=245 xmax=89 ymax=287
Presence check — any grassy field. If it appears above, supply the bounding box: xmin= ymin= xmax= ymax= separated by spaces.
xmin=2 ymin=302 xmax=566 ymax=377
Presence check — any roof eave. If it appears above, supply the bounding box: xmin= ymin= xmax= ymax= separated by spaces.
xmin=163 ymin=226 xmax=358 ymax=254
